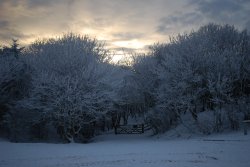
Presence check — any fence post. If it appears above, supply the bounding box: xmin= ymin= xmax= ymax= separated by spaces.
xmin=244 ymin=122 xmax=248 ymax=135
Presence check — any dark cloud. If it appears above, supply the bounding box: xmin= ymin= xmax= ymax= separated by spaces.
xmin=90 ymin=18 xmax=112 ymax=28
xmin=157 ymin=12 xmax=203 ymax=34
xmin=190 ymin=0 xmax=243 ymax=14
xmin=112 ymin=32 xmax=145 ymax=40
xmin=0 ymin=28 xmax=34 ymax=43
xmin=26 ymin=0 xmax=59 ymax=8
xmin=0 ymin=20 xmax=16 ymax=40
xmin=246 ymin=20 xmax=250 ymax=31
xmin=0 ymin=0 xmax=20 ymax=6
xmin=111 ymin=47 xmax=138 ymax=53
xmin=155 ymin=0 xmax=250 ymax=35
xmin=0 ymin=0 xmax=7 ymax=5
xmin=188 ymin=0 xmax=250 ymax=26
xmin=0 ymin=20 xmax=9 ymax=29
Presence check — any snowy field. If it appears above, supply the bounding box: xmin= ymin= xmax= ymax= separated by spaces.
xmin=0 ymin=132 xmax=250 ymax=167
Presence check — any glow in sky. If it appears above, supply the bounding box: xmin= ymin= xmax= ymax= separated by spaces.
xmin=0 ymin=0 xmax=250 ymax=55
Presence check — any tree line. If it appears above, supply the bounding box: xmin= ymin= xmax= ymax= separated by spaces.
xmin=0 ymin=24 xmax=249 ymax=142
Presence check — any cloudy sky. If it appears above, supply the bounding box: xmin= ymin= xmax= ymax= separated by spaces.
xmin=0 ymin=0 xmax=250 ymax=54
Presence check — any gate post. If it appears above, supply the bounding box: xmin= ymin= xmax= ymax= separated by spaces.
xmin=115 ymin=126 xmax=117 ymax=135
xmin=244 ymin=122 xmax=247 ymax=135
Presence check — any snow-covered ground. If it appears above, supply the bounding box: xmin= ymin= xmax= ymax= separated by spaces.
xmin=0 ymin=132 xmax=250 ymax=167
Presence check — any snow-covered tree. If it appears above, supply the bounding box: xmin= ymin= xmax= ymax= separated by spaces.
xmin=18 ymin=34 xmax=122 ymax=142
xmin=133 ymin=55 xmax=159 ymax=109
xmin=138 ymin=23 xmax=250 ymax=133
xmin=0 ymin=40 xmax=31 ymax=139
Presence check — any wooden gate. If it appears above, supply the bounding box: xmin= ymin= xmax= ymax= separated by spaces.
xmin=115 ymin=124 xmax=144 ymax=134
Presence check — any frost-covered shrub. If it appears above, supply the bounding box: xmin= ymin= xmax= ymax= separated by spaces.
xmin=198 ymin=111 xmax=219 ymax=134
xmin=197 ymin=107 xmax=242 ymax=134
xmin=4 ymin=105 xmax=44 ymax=142
xmin=146 ymin=107 xmax=177 ymax=134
